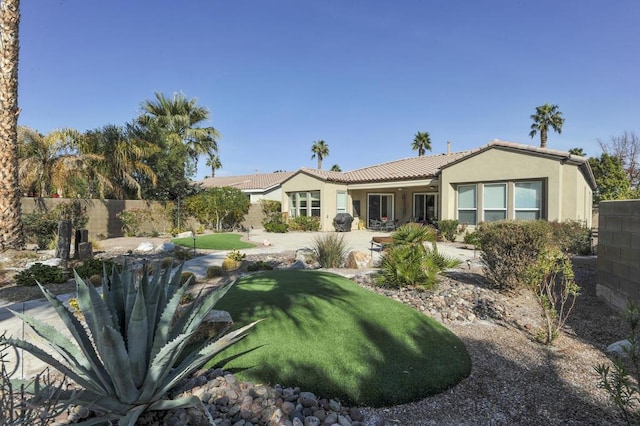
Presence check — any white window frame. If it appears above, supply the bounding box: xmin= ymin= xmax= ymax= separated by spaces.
xmin=482 ymin=183 xmax=507 ymax=222
xmin=457 ymin=184 xmax=477 ymax=225
xmin=336 ymin=191 xmax=347 ymax=214
xmin=514 ymin=181 xmax=542 ymax=220
xmin=289 ymin=191 xmax=321 ymax=218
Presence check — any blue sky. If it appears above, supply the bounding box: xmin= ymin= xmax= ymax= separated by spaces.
xmin=18 ymin=1 xmax=640 ymax=180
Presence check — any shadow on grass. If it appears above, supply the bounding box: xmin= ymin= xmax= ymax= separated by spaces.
xmin=210 ymin=270 xmax=471 ymax=407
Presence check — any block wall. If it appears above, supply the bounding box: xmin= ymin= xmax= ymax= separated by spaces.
xmin=596 ymin=200 xmax=640 ymax=311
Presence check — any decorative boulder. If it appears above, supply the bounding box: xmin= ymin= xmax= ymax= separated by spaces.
xmin=345 ymin=250 xmax=372 ymax=269
xmin=606 ymin=339 xmax=634 ymax=358
xmin=155 ymin=242 xmax=176 ymax=253
xmin=135 ymin=242 xmax=155 ymax=252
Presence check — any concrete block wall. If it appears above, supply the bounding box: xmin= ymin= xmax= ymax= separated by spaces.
xmin=596 ymin=200 xmax=640 ymax=311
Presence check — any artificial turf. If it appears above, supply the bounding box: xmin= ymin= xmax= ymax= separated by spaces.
xmin=172 ymin=233 xmax=255 ymax=250
xmin=208 ymin=270 xmax=471 ymax=407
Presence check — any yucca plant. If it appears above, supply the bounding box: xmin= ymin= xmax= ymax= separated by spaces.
xmin=311 ymin=233 xmax=349 ymax=268
xmin=0 ymin=261 xmax=258 ymax=425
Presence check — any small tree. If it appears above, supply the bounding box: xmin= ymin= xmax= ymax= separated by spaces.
xmin=589 ymin=153 xmax=633 ymax=203
xmin=525 ymin=248 xmax=580 ymax=345
xmin=184 ymin=187 xmax=249 ymax=231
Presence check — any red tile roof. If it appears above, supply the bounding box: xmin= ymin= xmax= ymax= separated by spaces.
xmin=200 ymin=171 xmax=294 ymax=191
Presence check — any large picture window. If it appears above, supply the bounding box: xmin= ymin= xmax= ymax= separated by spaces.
xmin=515 ymin=181 xmax=542 ymax=220
xmin=413 ymin=193 xmax=437 ymax=222
xmin=457 ymin=184 xmax=477 ymax=225
xmin=289 ymin=191 xmax=321 ymax=217
xmin=483 ymin=183 xmax=507 ymax=222
xmin=367 ymin=193 xmax=394 ymax=223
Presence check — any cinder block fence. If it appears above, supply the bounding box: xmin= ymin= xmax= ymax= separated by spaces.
xmin=596 ymin=200 xmax=640 ymax=311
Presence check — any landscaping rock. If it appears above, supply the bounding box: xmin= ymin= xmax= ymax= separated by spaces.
xmin=25 ymin=258 xmax=64 ymax=268
xmin=345 ymin=251 xmax=371 ymax=269
xmin=176 ymin=231 xmax=194 ymax=238
xmin=606 ymin=339 xmax=633 ymax=358
xmin=135 ymin=242 xmax=155 ymax=252
xmin=155 ymin=242 xmax=176 ymax=253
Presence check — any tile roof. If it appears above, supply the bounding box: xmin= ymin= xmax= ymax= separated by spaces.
xmin=200 ymin=171 xmax=294 ymax=191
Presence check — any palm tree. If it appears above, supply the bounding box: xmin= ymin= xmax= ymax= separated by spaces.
xmin=17 ymin=127 xmax=90 ymax=197
xmin=330 ymin=164 xmax=341 ymax=172
xmin=139 ymin=92 xmax=219 ymax=163
xmin=529 ymin=104 xmax=564 ymax=148
xmin=412 ymin=131 xmax=432 ymax=156
xmin=569 ymin=147 xmax=586 ymax=157
xmin=79 ymin=124 xmax=158 ymax=199
xmin=206 ymin=153 xmax=222 ymax=177
xmin=0 ymin=0 xmax=24 ymax=249
xmin=311 ymin=140 xmax=329 ymax=170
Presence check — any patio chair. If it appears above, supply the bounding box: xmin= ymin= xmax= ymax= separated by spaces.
xmin=369 ymin=219 xmax=382 ymax=230
xmin=382 ymin=219 xmax=397 ymax=231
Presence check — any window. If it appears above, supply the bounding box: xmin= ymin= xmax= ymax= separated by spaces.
xmin=457 ymin=185 xmax=477 ymax=225
xmin=289 ymin=191 xmax=321 ymax=217
xmin=336 ymin=192 xmax=347 ymax=214
xmin=367 ymin=194 xmax=394 ymax=223
xmin=515 ymin=181 xmax=542 ymax=220
xmin=483 ymin=183 xmax=507 ymax=222
xmin=413 ymin=193 xmax=437 ymax=222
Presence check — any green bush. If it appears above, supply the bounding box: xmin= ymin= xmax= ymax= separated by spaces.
xmin=53 ymin=199 xmax=89 ymax=231
xmin=438 ymin=220 xmax=460 ymax=242
xmin=478 ymin=220 xmax=553 ymax=291
xmin=180 ymin=271 xmax=196 ymax=286
xmin=117 ymin=208 xmax=146 ymax=237
xmin=73 ymin=258 xmax=116 ymax=279
xmin=260 ymin=199 xmax=282 ymax=225
xmin=376 ymin=245 xmax=438 ymax=288
xmin=227 ymin=249 xmax=246 ymax=262
xmin=549 ymin=220 xmax=592 ymax=255
xmin=14 ymin=263 xmax=66 ymax=287
xmin=264 ymin=221 xmax=289 ymax=233
xmin=288 ymin=216 xmax=321 ymax=231
xmin=247 ymin=261 xmax=274 ymax=272
xmin=311 ymin=233 xmax=349 ymax=268
xmin=22 ymin=209 xmax=59 ymax=249
xmin=463 ymin=230 xmax=481 ymax=247
xmin=206 ymin=265 xmax=223 ymax=278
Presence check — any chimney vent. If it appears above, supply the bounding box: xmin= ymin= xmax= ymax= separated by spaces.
xmin=447 ymin=141 xmax=451 ymax=155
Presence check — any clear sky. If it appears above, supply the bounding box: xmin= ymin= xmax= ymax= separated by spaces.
xmin=17 ymin=0 xmax=640 ymax=180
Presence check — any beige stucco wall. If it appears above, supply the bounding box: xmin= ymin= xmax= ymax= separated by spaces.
xmin=439 ymin=148 xmax=593 ymax=227
xmin=248 ymin=187 xmax=282 ymax=203
xmin=596 ymin=200 xmax=640 ymax=311
xmin=281 ymin=173 xmax=349 ymax=231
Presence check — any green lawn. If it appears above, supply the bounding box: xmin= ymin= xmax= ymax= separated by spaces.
xmin=209 ymin=270 xmax=471 ymax=407
xmin=172 ymin=233 xmax=255 ymax=250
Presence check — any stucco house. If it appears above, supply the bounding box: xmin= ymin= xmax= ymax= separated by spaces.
xmin=280 ymin=140 xmax=596 ymax=231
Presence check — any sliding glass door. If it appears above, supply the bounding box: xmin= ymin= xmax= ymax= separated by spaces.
xmin=368 ymin=194 xmax=394 ymax=223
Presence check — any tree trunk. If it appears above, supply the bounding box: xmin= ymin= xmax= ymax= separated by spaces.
xmin=540 ymin=128 xmax=548 ymax=148
xmin=0 ymin=0 xmax=24 ymax=250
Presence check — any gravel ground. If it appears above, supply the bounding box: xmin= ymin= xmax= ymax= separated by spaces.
xmin=0 ymin=240 xmax=629 ymax=425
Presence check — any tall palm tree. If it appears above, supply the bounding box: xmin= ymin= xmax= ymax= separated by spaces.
xmin=330 ymin=164 xmax=341 ymax=172
xmin=411 ymin=131 xmax=432 ymax=156
xmin=205 ymin=153 xmax=222 ymax=177
xmin=139 ymin=92 xmax=219 ymax=164
xmin=529 ymin=104 xmax=564 ymax=148
xmin=311 ymin=140 xmax=329 ymax=170
xmin=0 ymin=0 xmax=23 ymax=249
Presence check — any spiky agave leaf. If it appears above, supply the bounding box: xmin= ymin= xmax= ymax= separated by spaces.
xmin=138 ymin=333 xmax=192 ymax=401
xmin=127 ymin=282 xmax=149 ymax=387
xmin=95 ymin=325 xmax=139 ymax=405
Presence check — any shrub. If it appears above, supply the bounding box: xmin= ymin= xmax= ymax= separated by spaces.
xmin=14 ymin=263 xmax=66 ymax=287
xmin=22 ymin=209 xmax=58 ymax=249
xmin=525 ymin=248 xmax=580 ymax=345
xmin=463 ymin=230 xmax=481 ymax=248
xmin=595 ymin=303 xmax=640 ymax=424
xmin=89 ymin=274 xmax=103 ymax=287
xmin=161 ymin=256 xmax=174 ymax=269
xmin=264 ymin=221 xmax=288 ymax=233
xmin=311 ymin=233 xmax=349 ymax=268
xmin=477 ymin=220 xmax=553 ymax=291
xmin=180 ymin=271 xmax=196 ymax=286
xmin=206 ymin=265 xmax=223 ymax=278
xmin=174 ymin=246 xmax=193 ymax=261
xmin=247 ymin=261 xmax=274 ymax=272
xmin=0 ymin=262 xmax=258 ymax=425
xmin=376 ymin=245 xmax=438 ymax=288
xmin=227 ymin=249 xmax=246 ymax=262
xmin=288 ymin=216 xmax=321 ymax=232
xmin=438 ymin=220 xmax=461 ymax=242
xmin=260 ymin=199 xmax=282 ymax=224
xmin=73 ymin=258 xmax=115 ymax=279
xmin=52 ymin=199 xmax=89 ymax=231
xmin=117 ymin=208 xmax=146 ymax=237
xmin=549 ymin=220 xmax=592 ymax=255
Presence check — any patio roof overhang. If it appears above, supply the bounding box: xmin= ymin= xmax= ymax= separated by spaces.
xmin=347 ymin=178 xmax=438 ymax=191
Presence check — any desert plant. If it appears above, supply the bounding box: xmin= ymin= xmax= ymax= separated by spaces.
xmin=525 ymin=248 xmax=580 ymax=345
xmin=247 ymin=261 xmax=274 ymax=272
xmin=180 ymin=271 xmax=196 ymax=286
xmin=478 ymin=220 xmax=553 ymax=291
xmin=311 ymin=233 xmax=349 ymax=268
xmin=52 ymin=199 xmax=89 ymax=231
xmin=73 ymin=258 xmax=116 ymax=279
xmin=116 ymin=208 xmax=147 ymax=237
xmin=463 ymin=230 xmax=481 ymax=248
xmin=549 ymin=220 xmax=592 ymax=255
xmin=22 ymin=209 xmax=58 ymax=249
xmin=0 ymin=262 xmax=258 ymax=425
xmin=438 ymin=219 xmax=460 ymax=242
xmin=14 ymin=263 xmax=66 ymax=287
xmin=206 ymin=265 xmax=223 ymax=278
xmin=260 ymin=199 xmax=282 ymax=224
xmin=227 ymin=249 xmax=246 ymax=262
xmin=160 ymin=257 xmax=174 ymax=269
xmin=376 ymin=244 xmax=439 ymax=288
xmin=173 ymin=246 xmax=193 ymax=261
xmin=0 ymin=338 xmax=71 ymax=425
xmin=595 ymin=303 xmax=640 ymax=425
xmin=89 ymin=274 xmax=103 ymax=287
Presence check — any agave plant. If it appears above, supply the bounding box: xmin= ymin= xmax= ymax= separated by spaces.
xmin=0 ymin=262 xmax=258 ymax=425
